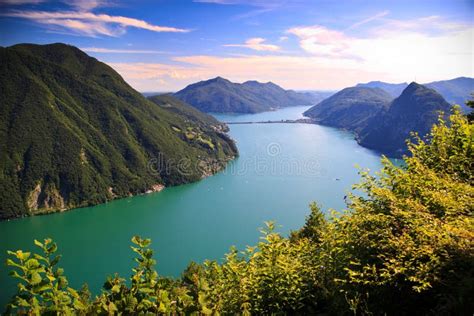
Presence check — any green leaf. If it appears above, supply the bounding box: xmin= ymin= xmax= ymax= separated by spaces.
xmin=50 ymin=255 xmax=61 ymax=267
xmin=34 ymin=240 xmax=43 ymax=248
xmin=111 ymin=284 xmax=120 ymax=293
xmin=73 ymin=298 xmax=86 ymax=310
xmin=25 ymin=258 xmax=40 ymax=270
xmin=31 ymin=272 xmax=42 ymax=285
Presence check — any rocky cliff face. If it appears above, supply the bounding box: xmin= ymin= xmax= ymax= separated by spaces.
xmin=27 ymin=183 xmax=66 ymax=215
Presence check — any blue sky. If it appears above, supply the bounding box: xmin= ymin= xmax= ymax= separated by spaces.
xmin=0 ymin=0 xmax=472 ymax=91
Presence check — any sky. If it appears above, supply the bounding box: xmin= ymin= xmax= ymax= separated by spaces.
xmin=0 ymin=0 xmax=473 ymax=92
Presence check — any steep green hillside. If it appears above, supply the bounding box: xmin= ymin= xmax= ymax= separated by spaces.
xmin=303 ymin=87 xmax=392 ymax=132
xmin=148 ymin=94 xmax=228 ymax=131
xmin=174 ymin=77 xmax=316 ymax=113
xmin=359 ymin=82 xmax=452 ymax=157
xmin=0 ymin=43 xmax=237 ymax=220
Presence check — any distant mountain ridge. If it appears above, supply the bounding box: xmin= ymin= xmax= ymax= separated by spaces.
xmin=357 ymin=77 xmax=473 ymax=111
xmin=305 ymin=83 xmax=452 ymax=157
xmin=0 ymin=43 xmax=237 ymax=220
xmin=303 ymin=87 xmax=392 ymax=132
xmin=174 ymin=77 xmax=317 ymax=113
xmin=356 ymin=81 xmax=409 ymax=98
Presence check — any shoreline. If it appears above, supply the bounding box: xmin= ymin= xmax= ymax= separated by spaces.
xmin=0 ymin=156 xmax=237 ymax=223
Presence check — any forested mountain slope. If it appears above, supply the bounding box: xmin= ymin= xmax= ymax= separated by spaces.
xmin=0 ymin=43 xmax=237 ymax=220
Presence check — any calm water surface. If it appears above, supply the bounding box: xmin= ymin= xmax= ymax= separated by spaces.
xmin=0 ymin=106 xmax=383 ymax=306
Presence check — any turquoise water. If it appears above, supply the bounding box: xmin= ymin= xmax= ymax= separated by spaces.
xmin=0 ymin=106 xmax=383 ymax=306
xmin=211 ymin=105 xmax=310 ymax=122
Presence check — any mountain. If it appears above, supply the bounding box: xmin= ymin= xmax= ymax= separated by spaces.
xmin=357 ymin=77 xmax=474 ymax=111
xmin=0 ymin=43 xmax=237 ymax=220
xmin=174 ymin=77 xmax=316 ymax=113
xmin=303 ymin=87 xmax=392 ymax=132
xmin=356 ymin=81 xmax=408 ymax=98
xmin=425 ymin=77 xmax=474 ymax=107
xmin=358 ymin=82 xmax=452 ymax=157
xmin=301 ymin=90 xmax=335 ymax=104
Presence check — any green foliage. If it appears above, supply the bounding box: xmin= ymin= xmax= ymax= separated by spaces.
xmin=5 ymin=109 xmax=473 ymax=314
xmin=5 ymin=238 xmax=90 ymax=315
xmin=92 ymin=236 xmax=195 ymax=314
xmin=466 ymin=94 xmax=474 ymax=122
xmin=290 ymin=202 xmax=327 ymax=243
xmin=332 ymin=107 xmax=474 ymax=314
xmin=187 ymin=221 xmax=320 ymax=314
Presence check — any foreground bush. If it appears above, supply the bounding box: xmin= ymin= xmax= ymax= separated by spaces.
xmin=5 ymin=108 xmax=473 ymax=315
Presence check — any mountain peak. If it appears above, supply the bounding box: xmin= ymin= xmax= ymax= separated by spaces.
xmin=399 ymin=82 xmax=443 ymax=101
xmin=209 ymin=76 xmax=228 ymax=82
xmin=407 ymin=81 xmax=422 ymax=88
xmin=401 ymin=81 xmax=424 ymax=94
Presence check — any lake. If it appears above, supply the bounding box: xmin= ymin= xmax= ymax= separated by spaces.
xmin=0 ymin=106 xmax=383 ymax=306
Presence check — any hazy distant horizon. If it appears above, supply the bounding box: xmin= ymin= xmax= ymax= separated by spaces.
xmin=138 ymin=75 xmax=472 ymax=95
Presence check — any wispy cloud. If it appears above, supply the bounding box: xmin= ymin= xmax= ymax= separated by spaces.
xmin=371 ymin=15 xmax=471 ymax=36
xmin=194 ymin=0 xmax=291 ymax=20
xmin=81 ymin=47 xmax=168 ymax=54
xmin=224 ymin=37 xmax=280 ymax=51
xmin=2 ymin=3 xmax=190 ymax=37
xmin=67 ymin=0 xmax=110 ymax=11
xmin=347 ymin=10 xmax=389 ymax=30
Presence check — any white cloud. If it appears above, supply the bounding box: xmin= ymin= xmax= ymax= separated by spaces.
xmin=287 ymin=17 xmax=473 ymax=81
xmin=224 ymin=37 xmax=280 ymax=51
xmin=2 ymin=8 xmax=190 ymax=37
xmin=287 ymin=26 xmax=354 ymax=58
